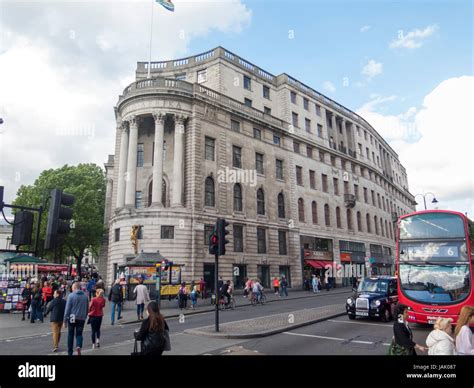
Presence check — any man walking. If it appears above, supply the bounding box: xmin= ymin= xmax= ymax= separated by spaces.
xmin=108 ymin=279 xmax=123 ymax=325
xmin=45 ymin=290 xmax=66 ymax=352
xmin=133 ymin=278 xmax=150 ymax=320
xmin=63 ymin=282 xmax=88 ymax=356
xmin=279 ymin=276 xmax=289 ymax=297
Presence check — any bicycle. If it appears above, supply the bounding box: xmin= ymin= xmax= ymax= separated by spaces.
xmin=219 ymin=295 xmax=236 ymax=310
xmin=250 ymin=292 xmax=266 ymax=306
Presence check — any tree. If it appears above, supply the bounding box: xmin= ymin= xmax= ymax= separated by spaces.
xmin=13 ymin=164 xmax=106 ymax=276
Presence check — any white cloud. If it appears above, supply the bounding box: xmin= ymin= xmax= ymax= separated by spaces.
xmin=362 ymin=59 xmax=383 ymax=80
xmin=390 ymin=24 xmax=439 ymax=49
xmin=357 ymin=76 xmax=474 ymax=215
xmin=360 ymin=25 xmax=371 ymax=33
xmin=323 ymin=81 xmax=336 ymax=93
xmin=0 ymin=0 xmax=252 ymax=205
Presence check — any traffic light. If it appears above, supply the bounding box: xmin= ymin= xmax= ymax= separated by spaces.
xmin=44 ymin=189 xmax=75 ymax=250
xmin=209 ymin=231 xmax=218 ymax=255
xmin=11 ymin=211 xmax=34 ymax=246
xmin=217 ymin=218 xmax=230 ymax=256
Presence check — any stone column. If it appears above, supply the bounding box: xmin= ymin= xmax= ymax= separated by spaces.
xmin=104 ymin=178 xmax=113 ymax=224
xmin=340 ymin=117 xmax=346 ymax=151
xmin=332 ymin=114 xmax=338 ymax=150
xmin=152 ymin=112 xmax=166 ymax=206
xmin=171 ymin=114 xmax=186 ymax=207
xmin=125 ymin=115 xmax=139 ymax=207
xmin=116 ymin=123 xmax=129 ymax=208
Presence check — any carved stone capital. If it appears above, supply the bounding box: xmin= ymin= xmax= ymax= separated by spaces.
xmin=152 ymin=111 xmax=166 ymax=125
xmin=174 ymin=114 xmax=188 ymax=126
xmin=124 ymin=115 xmax=139 ymax=128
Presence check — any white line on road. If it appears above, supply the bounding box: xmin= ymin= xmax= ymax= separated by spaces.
xmin=282 ymin=331 xmax=390 ymax=346
xmin=327 ymin=319 xmax=392 ymax=327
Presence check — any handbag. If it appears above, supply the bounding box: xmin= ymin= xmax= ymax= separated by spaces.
xmin=131 ymin=339 xmax=141 ymax=356
xmin=163 ymin=329 xmax=171 ymax=351
xmin=388 ymin=338 xmax=413 ymax=356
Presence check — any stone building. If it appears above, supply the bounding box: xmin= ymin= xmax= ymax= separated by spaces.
xmin=99 ymin=47 xmax=415 ymax=290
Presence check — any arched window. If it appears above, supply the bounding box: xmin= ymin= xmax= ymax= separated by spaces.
xmin=312 ymin=201 xmax=318 ymax=224
xmin=336 ymin=207 xmax=342 ymax=228
xmin=366 ymin=213 xmax=371 ymax=233
xmin=162 ymin=179 xmax=167 ymax=207
xmin=385 ymin=220 xmax=389 ymax=239
xmin=347 ymin=209 xmax=353 ymax=230
xmin=277 ymin=193 xmax=285 ymax=218
xmin=148 ymin=180 xmax=153 ymax=207
xmin=324 ymin=204 xmax=330 ymax=226
xmin=374 ymin=216 xmax=379 ymax=235
xmin=233 ymin=184 xmax=243 ymax=212
xmin=205 ymin=177 xmax=215 ymax=207
xmin=380 ymin=218 xmax=385 ymax=237
xmin=357 ymin=211 xmax=362 ymax=232
xmin=298 ymin=198 xmax=305 ymax=222
xmin=257 ymin=188 xmax=265 ymax=215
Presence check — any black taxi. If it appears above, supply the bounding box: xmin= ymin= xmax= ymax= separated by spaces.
xmin=346 ymin=276 xmax=398 ymax=322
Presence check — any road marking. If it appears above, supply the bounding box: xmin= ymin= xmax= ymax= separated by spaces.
xmin=327 ymin=319 xmax=392 ymax=328
xmin=282 ymin=331 xmax=390 ymax=346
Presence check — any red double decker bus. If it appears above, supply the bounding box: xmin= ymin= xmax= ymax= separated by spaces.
xmin=396 ymin=210 xmax=474 ymax=325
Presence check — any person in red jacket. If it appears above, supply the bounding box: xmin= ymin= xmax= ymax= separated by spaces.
xmin=88 ymin=289 xmax=106 ymax=349
xmin=42 ymin=281 xmax=53 ymax=312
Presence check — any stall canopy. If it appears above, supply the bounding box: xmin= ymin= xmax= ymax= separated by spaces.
xmin=126 ymin=251 xmax=165 ymax=266
xmin=4 ymin=255 xmax=46 ymax=264
xmin=305 ymin=260 xmax=332 ymax=269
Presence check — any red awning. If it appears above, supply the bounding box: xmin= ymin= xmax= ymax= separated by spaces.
xmin=305 ymin=260 xmax=332 ymax=269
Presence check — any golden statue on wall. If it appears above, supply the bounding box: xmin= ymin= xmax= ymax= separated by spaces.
xmin=131 ymin=225 xmax=140 ymax=255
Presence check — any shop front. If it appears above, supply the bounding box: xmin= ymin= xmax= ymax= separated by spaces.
xmin=339 ymin=240 xmax=367 ymax=286
xmin=369 ymin=245 xmax=394 ymax=276
xmin=301 ymin=235 xmax=334 ymax=290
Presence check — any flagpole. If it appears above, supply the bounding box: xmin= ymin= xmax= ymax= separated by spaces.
xmin=147 ymin=0 xmax=155 ymax=79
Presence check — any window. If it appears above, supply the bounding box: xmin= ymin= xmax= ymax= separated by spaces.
xmin=290 ymin=91 xmax=297 ymax=104
xmin=273 ymin=134 xmax=281 ymax=146
xmin=263 ymin=85 xmax=270 ymax=99
xmin=312 ymin=201 xmax=318 ymax=224
xmin=358 ymin=143 xmax=363 ymax=155
xmin=371 ymin=190 xmax=376 ymax=206
xmin=354 ymin=184 xmax=359 ymax=201
xmin=243 ymin=75 xmax=251 ymax=90
xmin=333 ymin=178 xmax=339 ymax=195
xmin=232 ymin=145 xmax=242 ymax=168
xmin=366 ymin=214 xmax=371 ymax=233
xmin=322 ymin=174 xmax=328 ymax=192
xmin=253 ymin=128 xmax=261 ymax=140
xmin=158 ymin=225 xmax=174 ymax=240
xmin=293 ymin=141 xmax=300 ymax=153
xmin=277 ymin=192 xmax=285 ymax=218
xmin=347 ymin=209 xmax=353 ymax=230
xmin=298 ymin=198 xmax=305 ymax=222
xmin=366 ymin=147 xmax=370 ymax=159
xmin=370 ymin=134 xmax=373 ymax=145
xmin=317 ymin=124 xmax=323 ymax=138
xmin=341 ymin=160 xmax=346 ymax=171
xmin=316 ymin=104 xmax=321 ymax=116
xmin=319 ymin=151 xmax=325 ymax=162
xmin=244 ymin=98 xmax=252 ymax=107
xmin=278 ymin=230 xmax=287 ymax=255
xmin=381 ymin=219 xmax=385 ymax=237
xmin=204 ymin=137 xmax=215 ymax=161
xmin=305 ymin=118 xmax=311 ymax=133
xmin=363 ymin=187 xmax=368 ymax=203
xmin=234 ymin=225 xmax=244 ymax=252
xmin=307 ymin=146 xmax=313 ymax=158
xmin=114 ymin=228 xmax=120 ymax=242
xmin=357 ymin=211 xmax=362 ymax=232
xmin=204 ymin=177 xmax=215 ymax=207
xmin=336 ymin=207 xmax=342 ymax=228
xmin=257 ymin=227 xmax=267 ymax=253
xmin=292 ymin=112 xmax=299 ymax=127
xmin=351 ymin=163 xmax=356 ymax=173
xmin=364 ymin=130 xmax=368 ymax=140
xmin=324 ymin=204 xmax=330 ymax=226
xmin=276 ymin=159 xmax=284 ymax=180
xmin=135 ymin=191 xmax=143 ymax=209
xmin=204 ymin=224 xmax=214 ymax=245
xmin=327 ymin=113 xmax=333 ymax=128
xmin=303 ymin=98 xmax=309 ymax=110
xmin=331 ymin=156 xmax=336 ymax=166
xmin=344 ymin=181 xmax=349 ymax=195
xmin=256 ymin=153 xmax=264 ymax=175
xmin=197 ymin=69 xmax=207 ymax=83
xmin=309 ymin=170 xmax=316 ymax=189
xmin=264 ymin=106 xmax=271 ymax=115
xmin=257 ymin=188 xmax=265 ymax=215
xmin=374 ymin=216 xmax=379 ymax=235
xmin=233 ymin=183 xmax=243 ymax=212
xmin=231 ymin=119 xmax=240 ymax=132
xmin=296 ymin=166 xmax=303 ymax=186
xmin=137 ymin=143 xmax=144 ymax=167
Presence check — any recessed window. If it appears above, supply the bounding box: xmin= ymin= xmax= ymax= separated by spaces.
xmin=257 ymin=227 xmax=266 ymax=253
xmin=257 ymin=189 xmax=265 ymax=215
xmin=233 ymin=224 xmax=244 ymax=252
xmin=232 ymin=146 xmax=242 ymax=168
xmin=322 ymin=174 xmax=328 ymax=192
xmin=263 ymin=85 xmax=270 ymax=99
xmin=256 ymin=153 xmax=264 ymax=175
xmin=278 ymin=230 xmax=287 ymax=255
xmin=309 ymin=170 xmax=316 ymax=189
xmin=161 ymin=226 xmax=174 ymax=239
xmin=244 ymin=98 xmax=252 ymax=107
xmin=307 ymin=146 xmax=313 ymax=158
xmin=290 ymin=91 xmax=297 ymax=104
xmin=317 ymin=124 xmax=323 ymax=138
xmin=319 ymin=151 xmax=325 ymax=162
xmin=296 ymin=166 xmax=303 ymax=186
xmin=253 ymin=128 xmax=262 ymax=140
xmin=315 ymin=104 xmax=321 ymax=116
xmin=205 ymin=177 xmax=215 ymax=207
xmin=197 ymin=69 xmax=207 ymax=84
xmin=204 ymin=224 xmax=214 ymax=245
xmin=331 ymin=156 xmax=336 ymax=166
xmin=276 ymin=159 xmax=284 ymax=180
xmin=264 ymin=106 xmax=271 ymax=115
xmin=137 ymin=143 xmax=144 ymax=167
xmin=204 ymin=137 xmax=215 ymax=161
xmin=305 ymin=118 xmax=311 ymax=133
xmin=231 ymin=119 xmax=240 ymax=132
xmin=292 ymin=112 xmax=299 ymax=127
xmin=114 ymin=228 xmax=120 ymax=242
xmin=333 ymin=178 xmax=339 ymax=196
xmin=243 ymin=75 xmax=251 ymax=90
xmin=233 ymin=184 xmax=243 ymax=212
xmin=303 ymin=98 xmax=309 ymax=110
xmin=293 ymin=141 xmax=300 ymax=153
xmin=135 ymin=191 xmax=143 ymax=209
xmin=273 ymin=134 xmax=281 ymax=146
xmin=277 ymin=192 xmax=285 ymax=218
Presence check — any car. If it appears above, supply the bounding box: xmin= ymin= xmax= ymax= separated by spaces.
xmin=346 ymin=276 xmax=398 ymax=322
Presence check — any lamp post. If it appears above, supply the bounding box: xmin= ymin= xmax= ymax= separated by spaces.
xmin=414 ymin=192 xmax=438 ymax=210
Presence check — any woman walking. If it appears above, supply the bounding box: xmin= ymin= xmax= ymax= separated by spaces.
xmin=190 ymin=285 xmax=199 ymax=309
xmin=134 ymin=301 xmax=169 ymax=356
xmin=272 ymin=277 xmax=280 ymax=297
xmin=426 ymin=317 xmax=456 ymax=355
xmin=454 ymin=305 xmax=474 ymax=355
xmin=389 ymin=304 xmax=427 ymax=355
xmin=133 ymin=278 xmax=150 ymax=320
xmin=88 ymin=289 xmax=106 ymax=349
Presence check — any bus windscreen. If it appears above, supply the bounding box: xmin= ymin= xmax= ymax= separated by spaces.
xmin=400 ymin=212 xmax=466 ymax=240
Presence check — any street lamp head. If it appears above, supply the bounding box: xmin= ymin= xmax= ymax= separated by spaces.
xmin=431 ymin=197 xmax=438 ymax=204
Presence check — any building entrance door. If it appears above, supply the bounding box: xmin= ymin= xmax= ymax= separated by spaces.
xmin=232 ymin=264 xmax=247 ymax=291
xmin=203 ymin=263 xmax=215 ymax=296
xmin=257 ymin=265 xmax=270 ymax=288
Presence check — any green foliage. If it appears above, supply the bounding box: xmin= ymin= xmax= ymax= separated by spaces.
xmin=12 ymin=164 xmax=106 ymax=265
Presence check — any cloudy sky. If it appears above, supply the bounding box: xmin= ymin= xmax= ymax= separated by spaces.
xmin=0 ymin=0 xmax=472 ymax=216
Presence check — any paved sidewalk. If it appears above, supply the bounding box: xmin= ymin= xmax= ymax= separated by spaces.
xmin=184 ymin=303 xmax=346 ymax=339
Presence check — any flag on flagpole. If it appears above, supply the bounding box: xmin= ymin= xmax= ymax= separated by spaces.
xmin=156 ymin=0 xmax=174 ymax=12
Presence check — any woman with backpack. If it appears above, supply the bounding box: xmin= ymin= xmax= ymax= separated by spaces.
xmin=134 ymin=301 xmax=169 ymax=356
